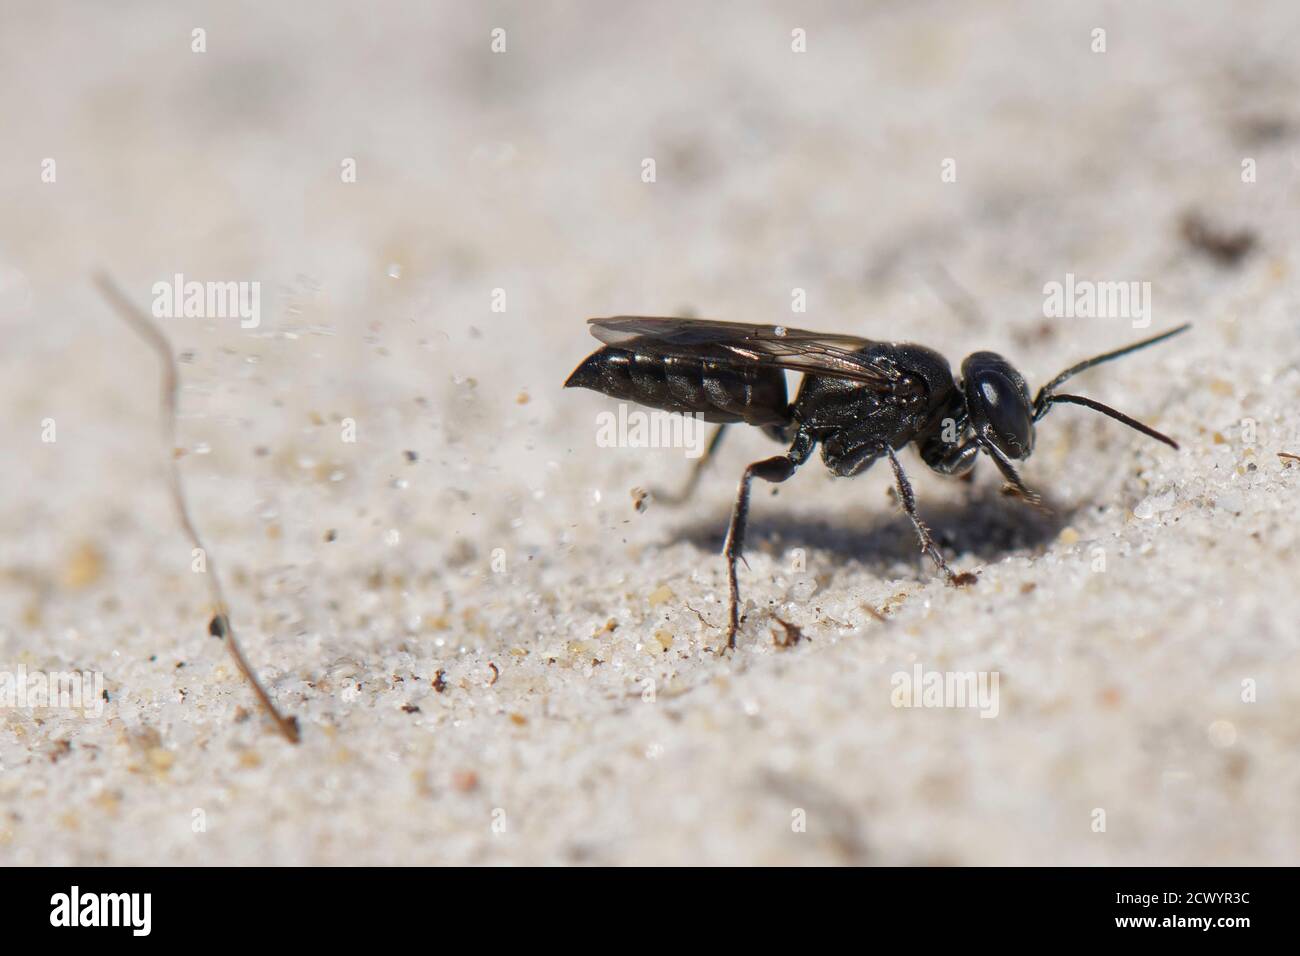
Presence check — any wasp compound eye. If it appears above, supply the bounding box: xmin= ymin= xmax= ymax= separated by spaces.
xmin=962 ymin=352 xmax=1034 ymax=460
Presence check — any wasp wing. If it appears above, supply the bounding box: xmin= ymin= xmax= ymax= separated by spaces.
xmin=586 ymin=316 xmax=898 ymax=387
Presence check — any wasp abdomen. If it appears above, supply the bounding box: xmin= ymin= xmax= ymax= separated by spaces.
xmin=564 ymin=346 xmax=789 ymax=426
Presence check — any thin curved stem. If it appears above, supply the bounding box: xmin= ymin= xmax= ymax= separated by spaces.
xmin=95 ymin=274 xmax=300 ymax=744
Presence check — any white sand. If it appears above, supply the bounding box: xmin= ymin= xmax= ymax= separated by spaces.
xmin=1 ymin=1 xmax=1298 ymax=864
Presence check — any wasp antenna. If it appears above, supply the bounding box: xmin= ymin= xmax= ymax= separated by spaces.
xmin=1040 ymin=393 xmax=1179 ymax=450
xmin=1033 ymin=324 xmax=1191 ymax=416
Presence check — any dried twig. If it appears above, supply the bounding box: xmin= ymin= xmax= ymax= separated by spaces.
xmin=770 ymin=617 xmax=805 ymax=648
xmin=861 ymin=604 xmax=889 ymax=624
xmin=94 ymin=274 xmax=300 ymax=743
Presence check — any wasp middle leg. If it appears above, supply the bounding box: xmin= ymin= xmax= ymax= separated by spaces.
xmin=884 ymin=444 xmax=975 ymax=586
xmin=721 ymin=430 xmax=815 ymax=650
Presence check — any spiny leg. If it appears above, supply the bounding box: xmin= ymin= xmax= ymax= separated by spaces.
xmin=649 ymin=424 xmax=728 ymax=505
xmin=980 ymin=437 xmax=1044 ymax=508
xmin=884 ymin=444 xmax=973 ymax=586
xmin=721 ymin=435 xmax=812 ymax=649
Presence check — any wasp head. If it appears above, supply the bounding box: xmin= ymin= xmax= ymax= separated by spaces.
xmin=961 ymin=352 xmax=1035 ymax=460
xmin=959 ymin=325 xmax=1191 ymax=506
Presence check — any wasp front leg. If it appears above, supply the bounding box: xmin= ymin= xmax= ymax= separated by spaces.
xmin=925 ymin=437 xmax=980 ymax=477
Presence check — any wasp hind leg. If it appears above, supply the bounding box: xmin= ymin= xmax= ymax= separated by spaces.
xmin=648 ymin=424 xmax=729 ymax=506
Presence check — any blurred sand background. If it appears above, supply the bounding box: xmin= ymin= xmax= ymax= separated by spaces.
xmin=1 ymin=0 xmax=1298 ymax=864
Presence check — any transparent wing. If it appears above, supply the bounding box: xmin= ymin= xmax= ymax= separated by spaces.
xmin=586 ymin=316 xmax=898 ymax=387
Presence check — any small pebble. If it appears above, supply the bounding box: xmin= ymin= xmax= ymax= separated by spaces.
xmin=648 ymin=584 xmax=674 ymax=606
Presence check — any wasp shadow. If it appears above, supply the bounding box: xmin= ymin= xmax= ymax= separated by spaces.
xmin=664 ymin=484 xmax=1073 ymax=574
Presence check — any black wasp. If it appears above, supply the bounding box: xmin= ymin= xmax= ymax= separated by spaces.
xmin=565 ymin=317 xmax=1189 ymax=649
